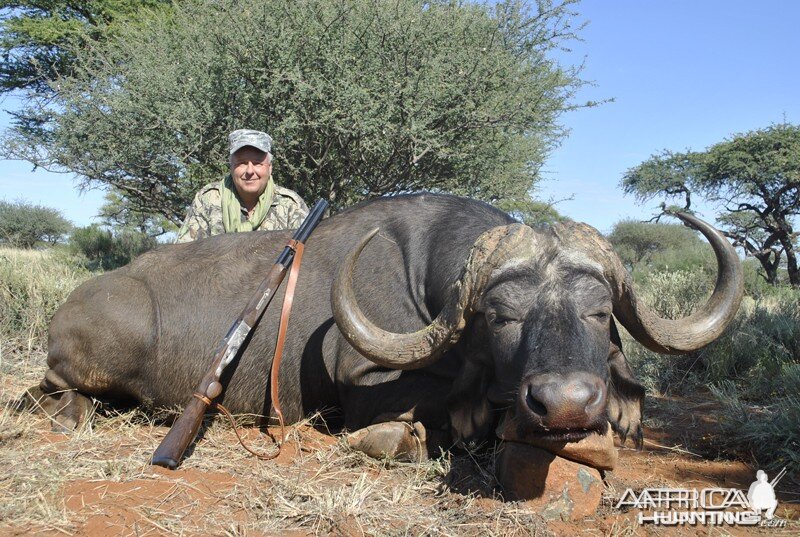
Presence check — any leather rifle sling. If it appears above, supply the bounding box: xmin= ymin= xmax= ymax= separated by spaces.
xmin=214 ymin=238 xmax=305 ymax=460
xmin=270 ymin=238 xmax=305 ymax=445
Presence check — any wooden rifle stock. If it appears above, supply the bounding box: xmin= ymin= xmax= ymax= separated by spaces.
xmin=151 ymin=200 xmax=328 ymax=469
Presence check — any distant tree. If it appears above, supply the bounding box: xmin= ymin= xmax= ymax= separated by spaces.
xmin=715 ymin=210 xmax=784 ymax=286
xmin=98 ymin=189 xmax=175 ymax=237
xmin=500 ymin=197 xmax=566 ymax=226
xmin=623 ymin=123 xmax=800 ymax=287
xmin=0 ymin=1 xmax=172 ymax=95
xmin=3 ymin=0 xmax=592 ymax=224
xmin=607 ymin=219 xmax=707 ymax=270
xmin=0 ymin=199 xmax=72 ymax=247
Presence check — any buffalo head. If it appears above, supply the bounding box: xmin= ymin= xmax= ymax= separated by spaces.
xmin=331 ymin=212 xmax=743 ymax=456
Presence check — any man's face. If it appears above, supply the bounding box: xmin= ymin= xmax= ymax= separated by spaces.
xmin=230 ymin=146 xmax=272 ymax=203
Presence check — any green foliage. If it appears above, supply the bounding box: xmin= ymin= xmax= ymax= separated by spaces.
xmin=608 ymin=219 xmax=709 ymax=270
xmin=98 ymin=189 xmax=176 ymax=237
xmin=0 ymin=247 xmax=92 ymax=351
xmin=622 ymin=123 xmax=800 ymax=287
xmin=642 ymin=242 xmax=716 ymax=276
xmin=0 ymin=0 xmax=172 ymax=94
xmin=741 ymin=257 xmax=788 ymax=298
xmin=497 ymin=197 xmax=566 ymax=226
xmin=69 ymin=224 xmax=156 ymax=270
xmin=3 ymin=0 xmax=590 ymax=224
xmin=0 ymin=199 xmax=72 ymax=247
xmin=623 ymin=269 xmax=800 ymax=393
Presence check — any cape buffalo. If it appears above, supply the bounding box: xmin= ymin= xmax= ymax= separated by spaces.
xmin=26 ymin=194 xmax=743 ymax=466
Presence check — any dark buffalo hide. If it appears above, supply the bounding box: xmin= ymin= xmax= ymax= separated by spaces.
xmin=25 ymin=194 xmax=742 ymax=463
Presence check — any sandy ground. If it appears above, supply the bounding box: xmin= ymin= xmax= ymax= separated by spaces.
xmin=1 ymin=361 xmax=797 ymax=536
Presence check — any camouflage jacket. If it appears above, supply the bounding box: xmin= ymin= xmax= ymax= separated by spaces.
xmin=175 ymin=181 xmax=309 ymax=243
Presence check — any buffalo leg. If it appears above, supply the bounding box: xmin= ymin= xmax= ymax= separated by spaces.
xmin=339 ymin=369 xmax=453 ymax=460
xmin=20 ymin=369 xmax=94 ymax=432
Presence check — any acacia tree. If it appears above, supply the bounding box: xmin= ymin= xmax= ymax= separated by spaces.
xmin=0 ymin=200 xmax=72 ymax=247
xmin=3 ymin=0 xmax=589 ymax=223
xmin=97 ymin=190 xmax=175 ymax=237
xmin=623 ymin=123 xmax=800 ymax=287
xmin=607 ymin=220 xmax=705 ymax=270
xmin=0 ymin=0 xmax=172 ymax=94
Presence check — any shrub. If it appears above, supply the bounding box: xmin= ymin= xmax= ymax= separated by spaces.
xmin=69 ymin=225 xmax=157 ymax=270
xmin=0 ymin=200 xmax=73 ymax=248
xmin=608 ymin=220 xmax=709 ymax=270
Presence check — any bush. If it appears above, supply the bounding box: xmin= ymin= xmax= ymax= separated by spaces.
xmin=0 ymin=200 xmax=73 ymax=248
xmin=608 ymin=220 xmax=708 ymax=270
xmin=69 ymin=225 xmax=157 ymax=270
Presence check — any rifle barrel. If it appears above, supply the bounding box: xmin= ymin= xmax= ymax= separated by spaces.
xmin=770 ymin=467 xmax=787 ymax=488
xmin=277 ymin=200 xmax=328 ymax=266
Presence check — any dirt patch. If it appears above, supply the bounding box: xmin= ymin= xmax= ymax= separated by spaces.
xmin=63 ymin=468 xmax=239 ymax=536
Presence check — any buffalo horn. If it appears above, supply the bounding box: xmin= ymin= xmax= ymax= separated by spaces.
xmin=331 ymin=225 xmax=534 ymax=369
xmin=560 ymin=212 xmax=744 ymax=354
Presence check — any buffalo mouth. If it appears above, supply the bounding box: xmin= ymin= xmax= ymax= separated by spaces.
xmin=496 ymin=413 xmax=607 ymax=444
xmin=524 ymin=428 xmax=599 ymax=443
xmin=495 ymin=410 xmax=617 ymax=471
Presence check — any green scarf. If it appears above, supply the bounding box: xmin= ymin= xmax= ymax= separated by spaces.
xmin=221 ymin=175 xmax=275 ymax=233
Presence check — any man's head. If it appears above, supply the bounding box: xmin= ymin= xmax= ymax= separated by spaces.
xmin=228 ymin=129 xmax=273 ymax=207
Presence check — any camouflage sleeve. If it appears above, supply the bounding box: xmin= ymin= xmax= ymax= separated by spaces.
xmin=287 ymin=197 xmax=311 ymax=229
xmin=175 ymin=192 xmax=211 ymax=243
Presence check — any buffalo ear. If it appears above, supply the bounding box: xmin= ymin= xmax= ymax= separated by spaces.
xmin=447 ymin=317 xmax=494 ymax=445
xmin=607 ymin=319 xmax=645 ymax=449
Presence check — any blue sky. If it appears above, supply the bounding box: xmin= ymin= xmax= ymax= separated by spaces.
xmin=1 ymin=0 xmax=798 ymax=232
xmin=539 ymin=0 xmax=799 ymax=231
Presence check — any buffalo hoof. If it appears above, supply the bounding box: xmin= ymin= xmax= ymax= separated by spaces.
xmin=347 ymin=421 xmax=428 ymax=462
xmin=495 ymin=442 xmax=603 ymax=520
xmin=20 ymin=381 xmax=94 ymax=433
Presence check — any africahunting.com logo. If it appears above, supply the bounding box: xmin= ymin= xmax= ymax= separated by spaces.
xmin=613 ymin=468 xmax=788 ymax=527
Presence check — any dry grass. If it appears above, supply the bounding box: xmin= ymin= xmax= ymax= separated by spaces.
xmin=4 ymin=247 xmax=799 ymax=535
xmin=0 ymin=247 xmax=93 ymax=357
xmin=0 ymin=345 xmax=553 ymax=536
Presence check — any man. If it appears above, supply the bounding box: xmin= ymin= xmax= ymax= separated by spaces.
xmin=747 ymin=470 xmax=778 ymax=520
xmin=175 ymin=129 xmax=309 ymax=243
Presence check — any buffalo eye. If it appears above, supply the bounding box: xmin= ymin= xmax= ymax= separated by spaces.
xmin=586 ymin=310 xmax=611 ymax=323
xmin=486 ymin=311 xmax=517 ymax=328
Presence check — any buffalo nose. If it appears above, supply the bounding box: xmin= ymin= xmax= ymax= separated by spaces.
xmin=522 ymin=372 xmax=606 ymax=430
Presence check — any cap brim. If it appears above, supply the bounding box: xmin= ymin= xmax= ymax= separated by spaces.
xmin=230 ymin=142 xmax=270 ymax=155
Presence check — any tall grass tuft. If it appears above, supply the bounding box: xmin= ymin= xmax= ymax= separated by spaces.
xmin=0 ymin=247 xmax=94 ymax=356
xmin=621 ymin=265 xmax=800 ymax=471
xmin=710 ymin=382 xmax=800 ymax=473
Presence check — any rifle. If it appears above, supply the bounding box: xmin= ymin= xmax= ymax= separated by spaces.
xmin=151 ymin=199 xmax=328 ymax=469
